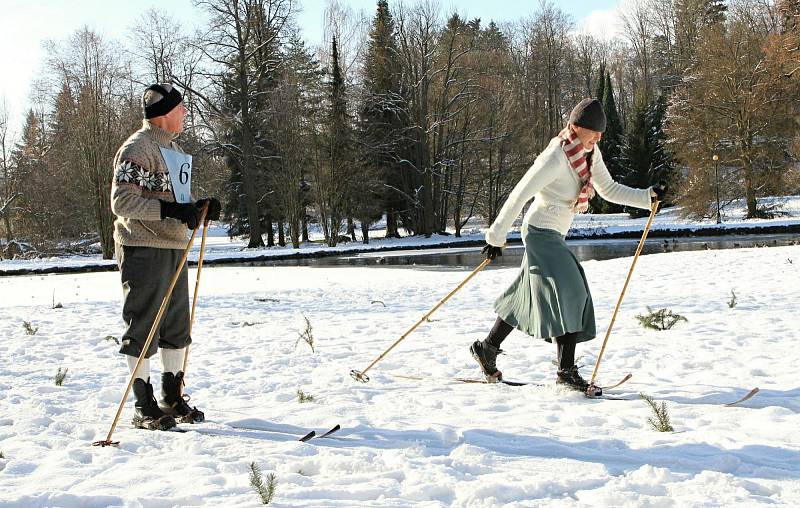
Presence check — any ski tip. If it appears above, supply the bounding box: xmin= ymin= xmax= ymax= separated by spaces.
xmin=299 ymin=430 xmax=316 ymax=442
xmin=723 ymin=387 xmax=760 ymax=407
xmin=318 ymin=424 xmax=341 ymax=438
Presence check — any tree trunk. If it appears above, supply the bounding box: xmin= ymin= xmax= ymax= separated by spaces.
xmin=265 ymin=215 xmax=275 ymax=247
xmin=347 ymin=217 xmax=356 ymax=241
xmin=386 ymin=209 xmax=399 ymax=238
xmin=2 ymin=214 xmax=12 ymax=250
xmin=453 ymin=208 xmax=462 ymax=238
xmin=278 ymin=218 xmax=285 ymax=246
xmin=744 ymin=168 xmax=757 ymax=218
xmin=240 ymin=146 xmax=264 ymax=248
xmin=361 ymin=220 xmax=369 ymax=244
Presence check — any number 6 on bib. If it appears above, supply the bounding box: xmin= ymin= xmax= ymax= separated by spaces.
xmin=160 ymin=147 xmax=193 ymax=203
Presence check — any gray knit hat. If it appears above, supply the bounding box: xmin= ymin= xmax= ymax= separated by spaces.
xmin=569 ymin=98 xmax=606 ymax=132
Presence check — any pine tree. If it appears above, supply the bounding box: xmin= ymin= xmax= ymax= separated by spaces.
xmin=313 ymin=36 xmax=355 ymax=247
xmin=359 ymin=0 xmax=405 ymax=240
xmin=592 ymin=72 xmax=624 ymax=213
xmin=594 ymin=63 xmax=606 ymax=101
xmin=619 ymin=95 xmax=674 ymax=217
xmin=49 ymin=82 xmax=93 ymax=238
xmin=10 ymin=110 xmax=51 ymax=247
xmin=272 ymin=32 xmax=324 ymax=248
xmin=602 ymin=72 xmax=624 ymax=166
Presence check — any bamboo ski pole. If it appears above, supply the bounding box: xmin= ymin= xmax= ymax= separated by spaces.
xmin=351 ymin=257 xmax=492 ymax=383
xmin=181 ymin=204 xmax=211 ymax=387
xmin=93 ymin=208 xmax=207 ymax=447
xmin=589 ymin=200 xmax=659 ymax=387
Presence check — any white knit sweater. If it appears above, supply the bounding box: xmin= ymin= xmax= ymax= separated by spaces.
xmin=485 ymin=137 xmax=653 ymax=246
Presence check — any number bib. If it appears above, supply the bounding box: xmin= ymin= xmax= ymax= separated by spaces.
xmin=159 ymin=147 xmax=193 ymax=203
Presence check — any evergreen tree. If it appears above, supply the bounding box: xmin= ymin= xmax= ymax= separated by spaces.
xmin=359 ymin=0 xmax=405 ymax=240
xmin=48 ymin=82 xmax=93 ymax=238
xmin=10 ymin=110 xmax=51 ymax=247
xmin=619 ymin=95 xmax=674 ymax=217
xmin=272 ymin=32 xmax=324 ymax=248
xmin=602 ymin=72 xmax=624 ymax=166
xmin=312 ymin=36 xmax=355 ymax=246
xmin=594 ymin=63 xmax=606 ymax=101
xmin=218 ymin=69 xmax=251 ymax=238
xmin=592 ymin=72 xmax=625 ymax=213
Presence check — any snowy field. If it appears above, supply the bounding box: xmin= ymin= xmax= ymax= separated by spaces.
xmin=1 ymin=244 xmax=799 ymax=507
xmin=1 ymin=195 xmax=799 ymax=274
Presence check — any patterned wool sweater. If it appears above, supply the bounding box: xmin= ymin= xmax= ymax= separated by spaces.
xmin=111 ymin=121 xmax=190 ymax=250
xmin=485 ymin=137 xmax=653 ymax=247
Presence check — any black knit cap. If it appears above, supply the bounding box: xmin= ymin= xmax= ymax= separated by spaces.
xmin=569 ymin=98 xmax=606 ymax=133
xmin=143 ymin=84 xmax=183 ymax=119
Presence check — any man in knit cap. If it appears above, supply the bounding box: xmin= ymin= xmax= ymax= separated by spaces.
xmin=111 ymin=84 xmax=220 ymax=430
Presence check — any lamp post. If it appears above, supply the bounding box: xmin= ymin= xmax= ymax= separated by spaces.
xmin=712 ymin=154 xmax=721 ymax=224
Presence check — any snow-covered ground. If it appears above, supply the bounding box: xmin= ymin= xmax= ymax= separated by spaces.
xmin=1 ymin=196 xmax=799 ymax=274
xmin=1 ymin=243 xmax=798 ymax=507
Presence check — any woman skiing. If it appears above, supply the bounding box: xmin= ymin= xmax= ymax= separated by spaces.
xmin=469 ymin=98 xmax=665 ymax=395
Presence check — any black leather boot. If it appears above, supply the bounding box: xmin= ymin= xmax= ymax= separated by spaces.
xmin=470 ymin=340 xmax=503 ymax=382
xmin=132 ymin=378 xmax=177 ymax=430
xmin=556 ymin=366 xmax=602 ymax=396
xmin=160 ymin=371 xmax=205 ymax=423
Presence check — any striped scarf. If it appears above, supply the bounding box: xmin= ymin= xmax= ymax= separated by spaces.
xmin=559 ymin=127 xmax=596 ymax=213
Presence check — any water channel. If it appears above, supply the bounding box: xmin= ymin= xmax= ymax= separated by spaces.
xmin=232 ymin=233 xmax=798 ymax=271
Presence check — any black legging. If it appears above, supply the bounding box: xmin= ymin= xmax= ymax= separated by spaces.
xmin=485 ymin=316 xmax=577 ymax=370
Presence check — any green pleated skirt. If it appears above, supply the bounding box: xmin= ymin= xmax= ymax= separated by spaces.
xmin=494 ymin=225 xmax=596 ymax=343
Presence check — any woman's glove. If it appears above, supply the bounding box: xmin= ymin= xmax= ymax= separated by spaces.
xmin=482 ymin=244 xmax=503 ymax=260
xmin=650 ymin=182 xmax=668 ymax=201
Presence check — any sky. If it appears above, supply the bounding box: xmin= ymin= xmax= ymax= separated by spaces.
xmin=0 ymin=0 xmax=623 ymax=137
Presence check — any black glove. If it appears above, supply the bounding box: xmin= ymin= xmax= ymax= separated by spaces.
xmin=482 ymin=244 xmax=503 ymax=260
xmin=195 ymin=198 xmax=221 ymax=221
xmin=160 ymin=200 xmax=201 ymax=230
xmin=651 ymin=182 xmax=668 ymax=201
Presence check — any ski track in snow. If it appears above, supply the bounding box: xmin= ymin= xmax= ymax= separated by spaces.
xmin=0 ymin=246 xmax=799 ymax=507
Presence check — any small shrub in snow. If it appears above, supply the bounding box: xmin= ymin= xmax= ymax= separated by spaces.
xmin=249 ymin=462 xmax=276 ymax=505
xmin=54 ymin=367 xmax=68 ymax=386
xmin=0 ymin=451 xmax=4 ymax=459
xmin=23 ymin=321 xmax=38 ymax=335
xmin=639 ymin=393 xmax=674 ymax=432
xmin=635 ymin=307 xmax=687 ymax=331
xmin=104 ymin=335 xmax=120 ymax=345
xmin=727 ymin=290 xmax=737 ymax=309
xmin=295 ymin=314 xmax=315 ymax=353
xmin=52 ymin=291 xmax=63 ymax=309
xmin=297 ymin=390 xmax=314 ymax=403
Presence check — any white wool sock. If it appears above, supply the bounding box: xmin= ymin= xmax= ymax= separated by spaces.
xmin=126 ymin=355 xmax=151 ymax=381
xmin=161 ymin=348 xmax=185 ymax=375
